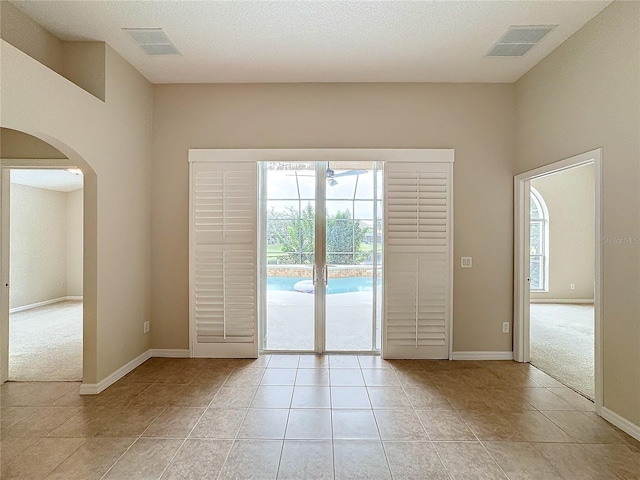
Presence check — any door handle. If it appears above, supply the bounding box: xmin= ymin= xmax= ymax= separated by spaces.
xmin=312 ymin=266 xmax=317 ymax=285
xmin=323 ymin=265 xmax=328 ymax=285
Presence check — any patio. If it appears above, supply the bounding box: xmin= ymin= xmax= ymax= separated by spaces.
xmin=265 ymin=290 xmax=381 ymax=352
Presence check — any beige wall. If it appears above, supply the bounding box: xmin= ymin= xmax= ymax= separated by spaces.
xmin=516 ymin=1 xmax=640 ymax=425
xmin=1 ymin=39 xmax=154 ymax=383
xmin=152 ymin=82 xmax=517 ymax=353
xmin=531 ymin=164 xmax=595 ymax=301
xmin=1 ymin=128 xmax=67 ymax=159
xmin=0 ymin=0 xmax=63 ymax=74
xmin=61 ymin=42 xmax=106 ymax=101
xmin=9 ymin=182 xmax=84 ymax=308
xmin=66 ymin=188 xmax=83 ymax=297
xmin=9 ymin=183 xmax=67 ymax=308
xmin=0 ymin=2 xmax=106 ymax=101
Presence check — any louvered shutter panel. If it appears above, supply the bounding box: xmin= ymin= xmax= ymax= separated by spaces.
xmin=190 ymin=161 xmax=258 ymax=358
xmin=383 ymin=162 xmax=452 ymax=359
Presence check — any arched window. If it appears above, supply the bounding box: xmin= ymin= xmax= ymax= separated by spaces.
xmin=530 ymin=187 xmax=549 ymax=291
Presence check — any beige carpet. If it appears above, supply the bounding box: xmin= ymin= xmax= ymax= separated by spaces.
xmin=530 ymin=303 xmax=594 ymax=399
xmin=9 ymin=300 xmax=83 ymax=381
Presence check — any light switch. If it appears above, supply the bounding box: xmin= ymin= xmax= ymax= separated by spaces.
xmin=461 ymin=257 xmax=472 ymax=268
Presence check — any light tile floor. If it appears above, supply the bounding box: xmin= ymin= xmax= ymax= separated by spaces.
xmin=1 ymin=356 xmax=639 ymax=479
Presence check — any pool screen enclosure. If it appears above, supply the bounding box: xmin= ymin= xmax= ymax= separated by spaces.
xmin=260 ymin=161 xmax=382 ymax=353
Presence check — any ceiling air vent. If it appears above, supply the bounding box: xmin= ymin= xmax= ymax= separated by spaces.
xmin=486 ymin=25 xmax=556 ymax=57
xmin=123 ymin=28 xmax=181 ymax=56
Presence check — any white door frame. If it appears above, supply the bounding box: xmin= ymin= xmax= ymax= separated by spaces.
xmin=189 ymin=148 xmax=454 ymax=359
xmin=513 ymin=148 xmax=603 ymax=408
xmin=0 ymin=169 xmax=10 ymax=383
xmin=259 ymin=160 xmax=382 ymax=354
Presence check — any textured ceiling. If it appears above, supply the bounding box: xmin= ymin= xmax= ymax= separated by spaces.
xmin=12 ymin=0 xmax=611 ymax=84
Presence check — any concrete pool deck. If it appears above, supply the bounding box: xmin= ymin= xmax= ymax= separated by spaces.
xmin=265 ymin=290 xmax=381 ymax=351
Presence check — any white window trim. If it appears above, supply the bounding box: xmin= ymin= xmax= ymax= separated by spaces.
xmin=188 ymin=148 xmax=454 ymax=359
xmin=189 ymin=148 xmax=454 ymax=164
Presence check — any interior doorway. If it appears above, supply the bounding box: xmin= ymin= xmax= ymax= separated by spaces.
xmin=529 ymin=165 xmax=595 ymax=399
xmin=7 ymin=168 xmax=84 ymax=381
xmin=514 ymin=149 xmax=602 ymax=406
xmin=260 ymin=161 xmax=382 ymax=353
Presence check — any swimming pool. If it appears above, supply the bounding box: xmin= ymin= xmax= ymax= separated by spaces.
xmin=267 ymin=276 xmax=381 ymax=294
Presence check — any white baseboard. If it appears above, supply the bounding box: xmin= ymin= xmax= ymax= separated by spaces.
xmin=150 ymin=349 xmax=190 ymax=358
xmin=451 ymin=351 xmax=514 ymax=361
xmin=79 ymin=350 xmax=151 ymax=395
xmin=9 ymin=297 xmax=67 ymax=313
xmin=10 ymin=296 xmax=84 ymax=313
xmin=79 ymin=349 xmax=189 ymax=395
xmin=530 ymin=299 xmax=594 ymax=304
xmin=66 ymin=296 xmax=83 ymax=301
xmin=599 ymin=407 xmax=640 ymax=442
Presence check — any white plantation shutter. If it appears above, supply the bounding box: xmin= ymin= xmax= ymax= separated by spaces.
xmin=190 ymin=161 xmax=258 ymax=358
xmin=383 ymin=162 xmax=452 ymax=359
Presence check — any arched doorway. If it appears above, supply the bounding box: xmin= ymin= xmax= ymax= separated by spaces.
xmin=0 ymin=128 xmax=97 ymax=384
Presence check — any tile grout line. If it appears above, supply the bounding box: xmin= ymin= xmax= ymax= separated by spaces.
xmin=100 ymin=360 xmax=242 ymax=480
xmin=363 ymin=365 xmax=394 ymax=479
xmin=397 ymin=365 xmax=455 ymax=480
xmin=98 ymin=402 xmax=170 ymax=480
xmin=212 ymin=361 xmax=260 ymax=480
xmin=272 ymin=361 xmax=297 ymax=479
xmin=476 ymin=438 xmax=512 ymax=480
xmin=329 ymin=371 xmax=337 ymax=480
xmin=32 ymin=431 xmax=87 ymax=479
xmin=152 ymin=388 xmax=221 ymax=480
xmin=414 ymin=403 xmax=455 ymax=480
xmin=107 ymin=377 xmax=179 ymax=472
xmin=215 ymin=356 xmax=271 ymax=479
xmin=273 ymin=381 xmax=294 ymax=479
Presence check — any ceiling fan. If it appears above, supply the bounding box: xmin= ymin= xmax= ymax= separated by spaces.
xmin=285 ymin=163 xmax=368 ymax=186
xmin=325 ymin=164 xmax=368 ymax=186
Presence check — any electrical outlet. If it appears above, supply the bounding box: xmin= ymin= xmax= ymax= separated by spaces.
xmin=144 ymin=321 xmax=150 ymax=333
xmin=570 ymin=283 xmax=575 ymax=290
xmin=502 ymin=322 xmax=510 ymax=334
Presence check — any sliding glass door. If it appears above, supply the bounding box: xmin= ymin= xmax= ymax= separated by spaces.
xmin=324 ymin=162 xmax=382 ymax=351
xmin=262 ymin=163 xmax=316 ymax=351
xmin=261 ymin=161 xmax=382 ymax=353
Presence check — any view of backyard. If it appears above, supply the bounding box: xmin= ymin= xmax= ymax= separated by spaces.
xmin=263 ymin=162 xmax=382 ymax=352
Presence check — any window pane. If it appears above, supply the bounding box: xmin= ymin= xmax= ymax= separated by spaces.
xmin=354 ymin=170 xmax=375 ymax=200
xmin=326 ymin=219 xmax=354 ymax=254
xmin=266 ymin=171 xmax=298 ymax=199
xmin=326 ymin=174 xmax=356 ymax=200
xmin=267 ymin=218 xmax=292 ymax=244
xmin=266 ymin=164 xmax=315 ymax=200
xmin=530 ymin=255 xmax=541 ymax=290
xmin=296 ymin=174 xmax=316 ymax=200
xmin=530 ymin=196 xmax=540 ymax=219
xmin=267 ymin=200 xmax=298 ymax=216
xmin=326 ymin=200 xmax=353 ymax=216
xmin=530 ymin=222 xmax=542 ymax=255
xmin=354 ymin=200 xmax=373 ymax=219
xmin=326 ymin=252 xmax=355 ymax=264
